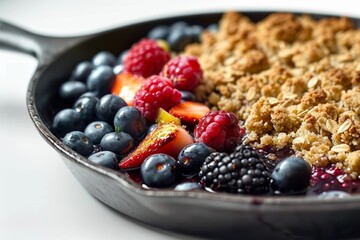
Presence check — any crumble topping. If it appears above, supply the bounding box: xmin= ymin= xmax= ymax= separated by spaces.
xmin=184 ymin=12 xmax=360 ymax=175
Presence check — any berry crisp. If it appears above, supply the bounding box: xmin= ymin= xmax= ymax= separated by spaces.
xmin=51 ymin=12 xmax=360 ymax=197
xmin=186 ymin=12 xmax=360 ymax=176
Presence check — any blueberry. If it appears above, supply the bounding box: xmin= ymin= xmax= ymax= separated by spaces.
xmin=167 ymin=31 xmax=191 ymax=52
xmin=147 ymin=123 xmax=157 ymax=134
xmin=96 ymin=94 xmax=127 ymax=124
xmin=180 ymin=91 xmax=196 ymax=102
xmin=207 ymin=23 xmax=218 ymax=33
xmin=170 ymin=21 xmax=188 ymax=32
xmin=87 ymin=65 xmax=115 ymax=96
xmin=100 ymin=132 xmax=134 ymax=155
xmin=63 ymin=131 xmax=94 ymax=156
xmin=141 ymin=154 xmax=178 ymax=188
xmin=79 ymin=91 xmax=99 ymax=99
xmin=71 ymin=61 xmax=94 ymax=82
xmin=167 ymin=27 xmax=193 ymax=52
xmin=113 ymin=64 xmax=124 ymax=75
xmin=88 ymin=151 xmax=119 ymax=169
xmin=73 ymin=96 xmax=99 ymax=124
xmin=59 ymin=81 xmax=87 ymax=103
xmin=92 ymin=51 xmax=116 ymax=67
xmin=187 ymin=25 xmax=203 ymax=42
xmin=52 ymin=109 xmax=85 ymax=137
xmin=174 ymin=182 xmax=201 ymax=191
xmin=317 ymin=191 xmax=350 ymax=199
xmin=147 ymin=25 xmax=170 ymax=40
xmin=178 ymin=143 xmax=215 ymax=176
xmin=84 ymin=121 xmax=113 ymax=144
xmin=114 ymin=106 xmax=146 ymax=139
xmin=271 ymin=157 xmax=311 ymax=195
xmin=117 ymin=50 xmax=128 ymax=64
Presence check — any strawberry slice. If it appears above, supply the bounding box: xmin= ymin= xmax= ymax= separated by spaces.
xmin=111 ymin=72 xmax=144 ymax=106
xmin=119 ymin=123 xmax=194 ymax=170
xmin=169 ymin=101 xmax=210 ymax=124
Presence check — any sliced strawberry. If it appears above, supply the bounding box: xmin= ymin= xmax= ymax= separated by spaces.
xmin=119 ymin=123 xmax=194 ymax=170
xmin=169 ymin=101 xmax=210 ymax=124
xmin=111 ymin=72 xmax=144 ymax=106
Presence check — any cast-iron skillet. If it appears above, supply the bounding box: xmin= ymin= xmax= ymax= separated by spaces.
xmin=1 ymin=11 xmax=360 ymax=240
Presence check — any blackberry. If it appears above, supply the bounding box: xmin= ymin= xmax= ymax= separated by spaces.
xmin=199 ymin=145 xmax=270 ymax=194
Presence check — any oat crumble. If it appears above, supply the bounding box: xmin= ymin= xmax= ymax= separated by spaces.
xmin=184 ymin=12 xmax=360 ymax=175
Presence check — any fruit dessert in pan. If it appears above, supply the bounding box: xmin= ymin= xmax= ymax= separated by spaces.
xmin=51 ymin=12 xmax=360 ymax=197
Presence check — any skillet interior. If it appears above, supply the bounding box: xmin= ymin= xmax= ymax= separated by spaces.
xmin=28 ymin=11 xmax=360 ymax=239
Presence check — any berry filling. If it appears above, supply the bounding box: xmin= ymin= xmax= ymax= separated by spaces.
xmin=310 ymin=164 xmax=360 ymax=194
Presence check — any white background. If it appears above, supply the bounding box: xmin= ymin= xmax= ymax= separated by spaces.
xmin=0 ymin=1 xmax=359 ymax=239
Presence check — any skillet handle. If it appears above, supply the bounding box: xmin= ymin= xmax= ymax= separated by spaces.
xmin=0 ymin=19 xmax=89 ymax=66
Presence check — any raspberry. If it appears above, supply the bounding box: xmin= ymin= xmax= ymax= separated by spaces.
xmin=194 ymin=110 xmax=245 ymax=152
xmin=124 ymin=38 xmax=170 ymax=78
xmin=198 ymin=145 xmax=270 ymax=194
xmin=133 ymin=75 xmax=182 ymax=121
xmin=161 ymin=56 xmax=203 ymax=91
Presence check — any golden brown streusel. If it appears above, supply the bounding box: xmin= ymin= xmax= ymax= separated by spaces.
xmin=185 ymin=12 xmax=360 ymax=176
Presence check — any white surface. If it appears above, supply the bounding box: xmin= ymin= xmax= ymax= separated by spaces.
xmin=0 ymin=1 xmax=359 ymax=240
